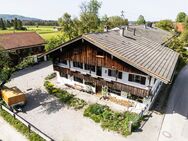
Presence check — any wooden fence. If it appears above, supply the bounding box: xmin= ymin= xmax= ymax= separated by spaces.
xmin=0 ymin=104 xmax=54 ymax=141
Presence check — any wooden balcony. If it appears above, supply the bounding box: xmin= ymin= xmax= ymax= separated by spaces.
xmin=54 ymin=65 xmax=150 ymax=97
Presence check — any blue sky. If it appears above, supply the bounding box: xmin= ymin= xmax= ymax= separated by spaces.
xmin=1 ymin=0 xmax=188 ymax=21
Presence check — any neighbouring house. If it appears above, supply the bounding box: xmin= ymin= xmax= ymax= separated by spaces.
xmin=0 ymin=32 xmax=46 ymax=63
xmin=41 ymin=25 xmax=179 ymax=110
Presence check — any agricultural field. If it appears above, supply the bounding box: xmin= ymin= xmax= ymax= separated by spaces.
xmin=0 ymin=26 xmax=62 ymax=41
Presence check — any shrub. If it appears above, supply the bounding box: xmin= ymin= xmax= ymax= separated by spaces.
xmin=44 ymin=81 xmax=87 ymax=109
xmin=45 ymin=73 xmax=56 ymax=80
xmin=84 ymin=104 xmax=141 ymax=136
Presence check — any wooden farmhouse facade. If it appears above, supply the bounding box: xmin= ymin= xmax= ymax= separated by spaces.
xmin=42 ymin=26 xmax=179 ymax=106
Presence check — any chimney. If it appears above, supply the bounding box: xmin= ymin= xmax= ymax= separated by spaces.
xmin=120 ymin=27 xmax=125 ymax=36
xmin=133 ymin=28 xmax=136 ymax=36
xmin=104 ymin=25 xmax=109 ymax=32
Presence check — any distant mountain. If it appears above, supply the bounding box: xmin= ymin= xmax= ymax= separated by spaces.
xmin=0 ymin=14 xmax=42 ymax=21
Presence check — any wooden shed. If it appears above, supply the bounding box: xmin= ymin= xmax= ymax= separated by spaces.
xmin=1 ymin=87 xmax=26 ymax=107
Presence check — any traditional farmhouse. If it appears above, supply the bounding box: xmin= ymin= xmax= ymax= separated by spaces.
xmin=42 ymin=26 xmax=179 ymax=108
xmin=0 ymin=32 xmax=45 ymax=63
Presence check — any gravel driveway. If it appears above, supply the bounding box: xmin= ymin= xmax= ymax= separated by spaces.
xmin=6 ymin=61 xmax=164 ymax=141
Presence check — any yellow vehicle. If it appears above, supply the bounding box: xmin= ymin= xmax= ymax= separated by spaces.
xmin=1 ymin=87 xmax=26 ymax=107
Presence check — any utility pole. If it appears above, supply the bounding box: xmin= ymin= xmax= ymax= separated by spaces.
xmin=121 ymin=10 xmax=125 ymax=19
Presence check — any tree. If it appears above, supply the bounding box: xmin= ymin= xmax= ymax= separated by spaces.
xmin=176 ymin=12 xmax=186 ymax=23
xmin=155 ymin=20 xmax=174 ymax=31
xmin=58 ymin=13 xmax=75 ymax=40
xmin=108 ymin=16 xmax=128 ymax=28
xmin=180 ymin=29 xmax=188 ymax=46
xmin=0 ymin=18 xmax=6 ymax=30
xmin=184 ymin=16 xmax=188 ymax=29
xmin=13 ymin=18 xmax=18 ymax=30
xmin=17 ymin=20 xmax=23 ymax=30
xmin=136 ymin=15 xmax=146 ymax=25
xmin=6 ymin=20 xmax=12 ymax=28
xmin=45 ymin=35 xmax=66 ymax=51
xmin=0 ymin=50 xmax=12 ymax=86
xmin=79 ymin=0 xmax=102 ymax=33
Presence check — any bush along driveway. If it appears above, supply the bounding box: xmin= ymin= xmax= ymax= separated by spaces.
xmin=44 ymin=81 xmax=142 ymax=137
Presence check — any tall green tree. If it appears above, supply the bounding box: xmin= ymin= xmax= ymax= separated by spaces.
xmin=0 ymin=18 xmax=6 ymax=30
xmin=6 ymin=20 xmax=12 ymax=28
xmin=108 ymin=16 xmax=128 ymax=28
xmin=136 ymin=15 xmax=146 ymax=25
xmin=13 ymin=18 xmax=18 ymax=30
xmin=17 ymin=20 xmax=23 ymax=30
xmin=79 ymin=0 xmax=102 ymax=33
xmin=155 ymin=20 xmax=174 ymax=31
xmin=176 ymin=12 xmax=186 ymax=23
xmin=58 ymin=13 xmax=75 ymax=40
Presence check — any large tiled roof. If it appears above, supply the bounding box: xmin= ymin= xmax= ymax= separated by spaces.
xmin=0 ymin=32 xmax=45 ymax=50
xmin=83 ymin=29 xmax=179 ymax=84
xmin=111 ymin=25 xmax=173 ymax=44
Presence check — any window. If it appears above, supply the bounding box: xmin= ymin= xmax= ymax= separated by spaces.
xmin=128 ymin=74 xmax=146 ymax=85
xmin=85 ymin=64 xmax=95 ymax=72
xmin=96 ymin=50 xmax=104 ymax=58
xmin=108 ymin=88 xmax=121 ymax=96
xmin=60 ymin=72 xmax=68 ymax=78
xmin=60 ymin=59 xmax=67 ymax=65
xmin=118 ymin=72 xmax=122 ymax=79
xmin=73 ymin=61 xmax=83 ymax=69
xmin=108 ymin=69 xmax=122 ymax=79
xmin=74 ymin=76 xmax=83 ymax=83
xmin=85 ymin=81 xmax=95 ymax=87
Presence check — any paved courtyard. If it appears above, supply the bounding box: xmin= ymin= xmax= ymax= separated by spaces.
xmin=5 ymin=61 xmax=164 ymax=141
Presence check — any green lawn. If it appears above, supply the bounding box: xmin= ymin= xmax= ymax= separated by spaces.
xmin=0 ymin=26 xmax=61 ymax=41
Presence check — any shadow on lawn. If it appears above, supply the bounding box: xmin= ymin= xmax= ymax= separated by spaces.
xmin=23 ymin=89 xmax=65 ymax=114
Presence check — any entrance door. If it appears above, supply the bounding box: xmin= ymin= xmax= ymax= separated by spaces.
xmin=96 ymin=85 xmax=102 ymax=95
xmin=96 ymin=66 xmax=102 ymax=76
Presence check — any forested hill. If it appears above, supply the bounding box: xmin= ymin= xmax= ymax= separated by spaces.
xmin=0 ymin=14 xmax=42 ymax=21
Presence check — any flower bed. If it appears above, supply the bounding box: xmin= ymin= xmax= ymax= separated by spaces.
xmin=84 ymin=104 xmax=141 ymax=137
xmin=44 ymin=81 xmax=87 ymax=109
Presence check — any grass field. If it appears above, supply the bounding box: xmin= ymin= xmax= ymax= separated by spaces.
xmin=0 ymin=26 xmax=62 ymax=41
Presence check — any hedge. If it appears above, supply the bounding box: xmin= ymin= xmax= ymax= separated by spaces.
xmin=0 ymin=108 xmax=44 ymax=141
xmin=44 ymin=81 xmax=87 ymax=109
xmin=84 ymin=104 xmax=141 ymax=136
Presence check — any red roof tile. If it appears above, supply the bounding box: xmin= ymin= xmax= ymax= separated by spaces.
xmin=0 ymin=32 xmax=45 ymax=50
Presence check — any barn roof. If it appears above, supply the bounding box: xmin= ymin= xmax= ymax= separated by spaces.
xmin=0 ymin=32 xmax=45 ymax=50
